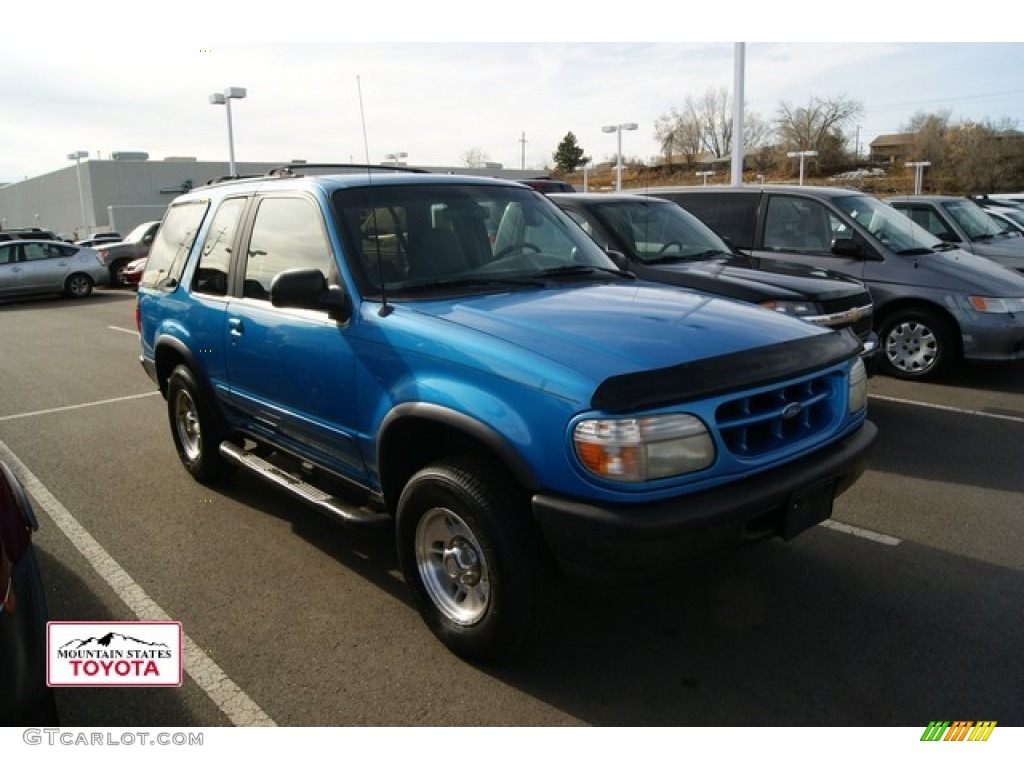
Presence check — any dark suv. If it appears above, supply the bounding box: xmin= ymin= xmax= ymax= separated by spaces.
xmin=649 ymin=185 xmax=1024 ymax=381
xmin=137 ymin=166 xmax=875 ymax=660
xmin=552 ymin=193 xmax=877 ymax=368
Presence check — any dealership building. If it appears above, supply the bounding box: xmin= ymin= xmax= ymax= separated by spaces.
xmin=0 ymin=155 xmax=549 ymax=241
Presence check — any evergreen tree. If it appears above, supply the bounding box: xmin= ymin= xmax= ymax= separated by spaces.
xmin=553 ymin=132 xmax=590 ymax=173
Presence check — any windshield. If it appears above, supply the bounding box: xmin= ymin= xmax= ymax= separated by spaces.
xmin=124 ymin=221 xmax=154 ymax=243
xmin=942 ymin=199 xmax=1007 ymax=240
xmin=834 ymin=195 xmax=943 ymax=253
xmin=586 ymin=200 xmax=729 ymax=263
xmin=333 ymin=183 xmax=618 ymax=293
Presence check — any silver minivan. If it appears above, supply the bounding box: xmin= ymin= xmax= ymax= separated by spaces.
xmin=646 ymin=185 xmax=1024 ymax=381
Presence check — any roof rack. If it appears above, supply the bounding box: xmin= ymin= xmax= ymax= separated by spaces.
xmin=265 ymin=163 xmax=430 ymax=178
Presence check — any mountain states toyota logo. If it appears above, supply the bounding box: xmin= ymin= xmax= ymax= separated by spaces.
xmin=48 ymin=621 xmax=183 ymax=686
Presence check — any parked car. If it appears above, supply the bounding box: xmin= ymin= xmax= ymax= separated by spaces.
xmin=551 ymin=193 xmax=877 ymax=368
xmin=137 ymin=166 xmax=875 ymax=661
xmin=0 ymin=240 xmax=109 ymax=299
xmin=0 ymin=228 xmax=59 ymax=243
xmin=886 ymin=195 xmax=1024 ymax=273
xmin=983 ymin=206 xmax=1024 ymax=236
xmin=1 ymin=460 xmax=59 ymax=726
xmin=521 ymin=178 xmax=576 ymax=194
xmin=75 ymin=232 xmax=123 ymax=248
xmin=120 ymin=256 xmax=147 ymax=286
xmin=647 ymin=185 xmax=1024 ymax=381
xmin=96 ymin=220 xmax=160 ymax=286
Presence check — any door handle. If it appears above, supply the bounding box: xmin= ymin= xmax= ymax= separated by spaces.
xmin=228 ymin=317 xmax=244 ymax=337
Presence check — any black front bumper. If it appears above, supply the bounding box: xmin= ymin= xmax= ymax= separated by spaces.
xmin=532 ymin=421 xmax=877 ymax=580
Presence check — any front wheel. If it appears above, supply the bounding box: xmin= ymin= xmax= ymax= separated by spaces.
xmin=878 ymin=308 xmax=958 ymax=380
xmin=166 ymin=365 xmax=236 ymax=483
xmin=396 ymin=456 xmax=561 ymax=662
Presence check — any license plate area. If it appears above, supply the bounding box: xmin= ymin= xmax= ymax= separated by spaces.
xmin=783 ymin=479 xmax=835 ymax=540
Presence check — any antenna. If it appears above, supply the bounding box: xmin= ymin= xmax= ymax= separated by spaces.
xmin=357 ymin=75 xmax=392 ymax=317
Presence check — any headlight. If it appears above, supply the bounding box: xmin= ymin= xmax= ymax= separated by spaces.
xmin=848 ymin=358 xmax=868 ymax=413
xmin=968 ymin=296 xmax=1024 ymax=314
xmin=573 ymin=414 xmax=714 ymax=482
xmin=760 ymin=300 xmax=821 ymax=318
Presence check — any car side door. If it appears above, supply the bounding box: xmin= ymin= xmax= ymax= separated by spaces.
xmin=223 ymin=194 xmax=367 ymax=481
xmin=754 ymin=194 xmax=869 ymax=281
xmin=10 ymin=242 xmax=69 ymax=293
xmin=0 ymin=244 xmax=17 ymax=294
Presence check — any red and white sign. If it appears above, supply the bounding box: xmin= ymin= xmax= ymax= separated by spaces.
xmin=48 ymin=621 xmax=183 ymax=687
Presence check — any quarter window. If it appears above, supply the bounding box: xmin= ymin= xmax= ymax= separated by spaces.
xmin=141 ymin=201 xmax=209 ymax=290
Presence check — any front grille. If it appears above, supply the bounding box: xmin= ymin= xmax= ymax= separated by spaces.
xmin=716 ymin=371 xmax=842 ymax=458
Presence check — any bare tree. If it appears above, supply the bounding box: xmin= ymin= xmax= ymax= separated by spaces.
xmin=655 ymin=87 xmax=773 ymax=167
xmin=461 ymin=148 xmax=490 ymax=168
xmin=655 ymin=107 xmax=702 ymax=167
xmin=775 ymin=95 xmax=863 ymax=170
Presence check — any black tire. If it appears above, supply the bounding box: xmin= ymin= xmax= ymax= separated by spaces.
xmin=166 ymin=365 xmax=236 ymax=483
xmin=111 ymin=259 xmax=131 ymax=287
xmin=396 ymin=455 xmax=561 ymax=662
xmin=878 ymin=308 xmax=958 ymax=381
xmin=63 ymin=273 xmax=93 ymax=298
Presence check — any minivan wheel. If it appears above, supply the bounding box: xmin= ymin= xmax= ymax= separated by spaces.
xmin=879 ymin=308 xmax=957 ymax=380
xmin=166 ymin=365 xmax=236 ymax=483
xmin=396 ymin=455 xmax=561 ymax=662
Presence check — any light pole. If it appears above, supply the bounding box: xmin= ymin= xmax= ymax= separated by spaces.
xmin=209 ymin=87 xmax=247 ymax=176
xmin=696 ymin=171 xmax=715 ymax=186
xmin=67 ymin=150 xmax=88 ymax=236
xmin=786 ymin=150 xmax=818 ymax=186
xmin=384 ymin=152 xmax=408 ymax=166
xmin=602 ymin=122 xmax=638 ymax=191
xmin=905 ymin=161 xmax=931 ymax=194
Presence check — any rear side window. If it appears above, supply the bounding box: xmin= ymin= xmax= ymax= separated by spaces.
xmin=140 ymin=201 xmax=209 ymax=290
xmin=763 ymin=196 xmax=833 ymax=253
xmin=660 ymin=192 xmax=757 ymax=248
xmin=193 ymin=197 xmax=246 ymax=297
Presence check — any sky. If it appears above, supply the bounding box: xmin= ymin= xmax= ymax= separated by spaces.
xmin=2 ymin=5 xmax=1022 ymax=183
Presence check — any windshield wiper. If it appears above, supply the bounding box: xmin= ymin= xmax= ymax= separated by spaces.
xmin=647 ymin=249 xmax=727 ymax=264
xmin=533 ymin=265 xmax=636 ymax=280
xmin=398 ymin=276 xmax=545 ymax=293
xmin=896 ymin=247 xmax=939 ymax=255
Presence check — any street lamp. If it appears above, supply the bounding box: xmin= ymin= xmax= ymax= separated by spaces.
xmin=602 ymin=122 xmax=638 ymax=191
xmin=66 ymin=150 xmax=88 ymax=236
xmin=696 ymin=171 xmax=715 ymax=186
xmin=384 ymin=152 xmax=408 ymax=166
xmin=786 ymin=150 xmax=818 ymax=186
xmin=209 ymin=87 xmax=247 ymax=176
xmin=905 ymin=161 xmax=931 ymax=194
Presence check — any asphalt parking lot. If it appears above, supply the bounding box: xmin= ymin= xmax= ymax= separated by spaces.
xmin=1 ymin=289 xmax=1022 ymax=727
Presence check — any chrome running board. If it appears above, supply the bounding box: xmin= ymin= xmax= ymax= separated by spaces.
xmin=218 ymin=442 xmax=391 ymax=528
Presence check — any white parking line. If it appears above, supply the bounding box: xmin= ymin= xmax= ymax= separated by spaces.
xmin=0 ymin=438 xmax=277 ymax=727
xmin=0 ymin=392 xmax=160 ymax=423
xmin=819 ymin=519 xmax=902 ymax=546
xmin=870 ymin=393 xmax=1024 ymax=425
xmin=107 ymin=325 xmax=140 ymax=336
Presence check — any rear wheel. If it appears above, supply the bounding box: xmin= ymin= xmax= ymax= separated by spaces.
xmin=396 ymin=455 xmax=561 ymax=662
xmin=166 ymin=365 xmax=236 ymax=483
xmin=878 ymin=308 xmax=958 ymax=380
xmin=63 ymin=273 xmax=93 ymax=298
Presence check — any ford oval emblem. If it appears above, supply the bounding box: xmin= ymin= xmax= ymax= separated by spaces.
xmin=782 ymin=402 xmax=803 ymax=420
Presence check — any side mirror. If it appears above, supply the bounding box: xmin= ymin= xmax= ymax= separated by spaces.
xmin=937 ymin=231 xmax=961 ymax=244
xmin=605 ymin=249 xmax=630 ymax=270
xmin=271 ymin=268 xmax=351 ymax=321
xmin=831 ymin=237 xmax=861 ymax=258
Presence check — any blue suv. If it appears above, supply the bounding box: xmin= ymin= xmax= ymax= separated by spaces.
xmin=136 ymin=166 xmax=876 ymax=660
